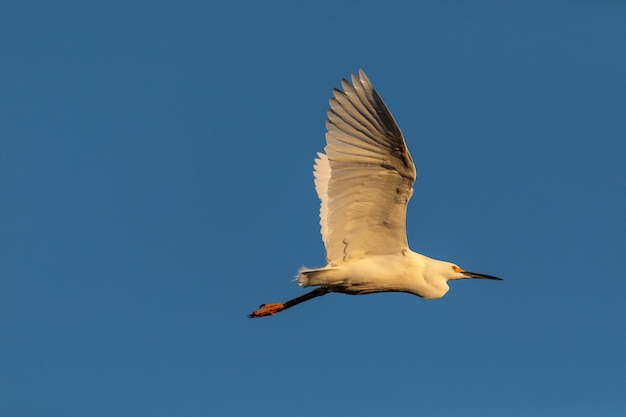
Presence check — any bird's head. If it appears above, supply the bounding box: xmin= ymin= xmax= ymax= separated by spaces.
xmin=446 ymin=263 xmax=503 ymax=281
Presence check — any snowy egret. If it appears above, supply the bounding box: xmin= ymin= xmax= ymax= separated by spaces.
xmin=249 ymin=70 xmax=502 ymax=318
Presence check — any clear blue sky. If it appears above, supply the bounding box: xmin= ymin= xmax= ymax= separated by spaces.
xmin=2 ymin=1 xmax=625 ymax=416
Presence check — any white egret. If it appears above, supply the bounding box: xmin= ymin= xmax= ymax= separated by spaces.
xmin=249 ymin=70 xmax=501 ymax=318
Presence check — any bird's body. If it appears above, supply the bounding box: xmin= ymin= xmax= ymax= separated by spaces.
xmin=249 ymin=70 xmax=501 ymax=318
xmin=298 ymin=252 xmax=450 ymax=299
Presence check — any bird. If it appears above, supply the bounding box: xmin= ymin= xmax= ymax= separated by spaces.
xmin=248 ymin=70 xmax=502 ymax=318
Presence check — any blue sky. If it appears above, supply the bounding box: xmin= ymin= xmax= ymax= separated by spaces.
xmin=2 ymin=1 xmax=626 ymax=416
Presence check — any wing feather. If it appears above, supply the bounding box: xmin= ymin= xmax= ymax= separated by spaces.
xmin=315 ymin=70 xmax=417 ymax=264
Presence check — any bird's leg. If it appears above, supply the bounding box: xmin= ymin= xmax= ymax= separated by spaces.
xmin=248 ymin=286 xmax=330 ymax=318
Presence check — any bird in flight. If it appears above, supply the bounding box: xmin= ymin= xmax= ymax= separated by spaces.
xmin=249 ymin=70 xmax=501 ymax=318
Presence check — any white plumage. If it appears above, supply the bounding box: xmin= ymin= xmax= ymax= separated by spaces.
xmin=249 ymin=70 xmax=501 ymax=318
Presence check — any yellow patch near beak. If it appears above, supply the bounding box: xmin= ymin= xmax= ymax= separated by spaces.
xmin=452 ymin=265 xmax=464 ymax=273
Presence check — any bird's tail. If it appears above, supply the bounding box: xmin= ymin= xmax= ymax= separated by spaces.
xmin=297 ymin=266 xmax=340 ymax=288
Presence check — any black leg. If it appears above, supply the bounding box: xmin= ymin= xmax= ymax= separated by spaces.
xmin=248 ymin=286 xmax=330 ymax=318
xmin=283 ymin=286 xmax=330 ymax=309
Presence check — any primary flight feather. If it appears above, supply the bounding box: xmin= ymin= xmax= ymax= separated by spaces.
xmin=249 ymin=70 xmax=501 ymax=318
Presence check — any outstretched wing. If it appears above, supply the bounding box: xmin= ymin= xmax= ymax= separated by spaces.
xmin=314 ymin=70 xmax=417 ymax=264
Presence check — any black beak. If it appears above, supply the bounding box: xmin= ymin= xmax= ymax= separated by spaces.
xmin=463 ymin=270 xmax=503 ymax=281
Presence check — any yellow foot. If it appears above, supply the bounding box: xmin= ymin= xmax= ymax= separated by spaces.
xmin=248 ymin=302 xmax=285 ymax=318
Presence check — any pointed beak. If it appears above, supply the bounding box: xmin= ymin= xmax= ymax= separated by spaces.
xmin=463 ymin=270 xmax=503 ymax=281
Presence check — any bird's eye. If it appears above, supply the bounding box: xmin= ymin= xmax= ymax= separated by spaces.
xmin=452 ymin=265 xmax=462 ymax=273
